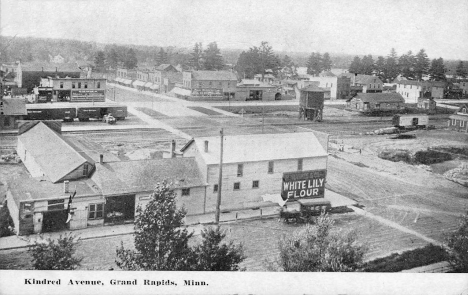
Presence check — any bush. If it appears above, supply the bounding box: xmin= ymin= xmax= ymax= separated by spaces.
xmin=0 ymin=201 xmax=15 ymax=237
xmin=28 ymin=234 xmax=82 ymax=270
xmin=378 ymin=149 xmax=412 ymax=163
xmin=361 ymin=244 xmax=448 ymax=272
xmin=445 ymin=211 xmax=468 ymax=272
xmin=414 ymin=150 xmax=452 ymax=165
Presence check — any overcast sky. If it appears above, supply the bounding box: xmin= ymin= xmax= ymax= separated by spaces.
xmin=2 ymin=0 xmax=468 ymax=60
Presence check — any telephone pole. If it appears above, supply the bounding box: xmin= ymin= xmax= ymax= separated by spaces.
xmin=215 ymin=128 xmax=224 ymax=224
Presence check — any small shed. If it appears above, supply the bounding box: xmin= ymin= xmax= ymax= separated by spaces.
xmin=299 ymin=85 xmax=325 ymax=121
xmin=417 ymin=97 xmax=436 ymax=114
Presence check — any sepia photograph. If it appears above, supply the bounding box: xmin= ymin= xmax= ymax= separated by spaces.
xmin=0 ymin=0 xmax=467 ymax=294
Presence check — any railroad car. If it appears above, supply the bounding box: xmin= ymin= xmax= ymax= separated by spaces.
xmin=392 ymin=114 xmax=429 ymax=129
xmin=24 ymin=102 xmax=127 ymax=122
xmin=25 ymin=104 xmax=77 ymax=122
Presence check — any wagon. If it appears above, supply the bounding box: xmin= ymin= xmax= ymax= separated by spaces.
xmin=280 ymin=198 xmax=332 ymax=224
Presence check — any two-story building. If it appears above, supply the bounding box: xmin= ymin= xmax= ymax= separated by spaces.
xmin=396 ymin=80 xmax=447 ymax=103
xmin=307 ymin=76 xmax=351 ymax=100
xmin=179 ymin=71 xmax=238 ymax=100
xmin=235 ymin=79 xmax=292 ymax=101
xmin=35 ymin=77 xmax=107 ymax=102
xmin=341 ymin=73 xmax=383 ymax=94
xmin=180 ymin=132 xmax=328 ymax=212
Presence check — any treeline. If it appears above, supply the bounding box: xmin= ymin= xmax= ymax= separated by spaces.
xmin=348 ymin=48 xmax=468 ymax=82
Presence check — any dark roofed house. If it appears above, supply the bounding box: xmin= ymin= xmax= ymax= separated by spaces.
xmin=448 ymin=104 xmax=468 ymax=132
xmin=155 ymin=64 xmax=179 ymax=72
xmin=341 ymin=73 xmax=383 ymax=93
xmin=346 ymin=93 xmax=405 ymax=112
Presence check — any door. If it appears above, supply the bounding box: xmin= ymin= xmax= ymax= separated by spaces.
xmin=42 ymin=210 xmax=68 ymax=232
xmin=104 ymin=195 xmax=136 ymax=224
xmin=412 ymin=118 xmax=419 ymax=126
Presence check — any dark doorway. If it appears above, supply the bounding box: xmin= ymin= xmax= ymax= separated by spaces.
xmin=248 ymin=90 xmax=263 ymax=100
xmin=57 ymin=90 xmax=71 ymax=102
xmin=412 ymin=117 xmax=419 ymax=126
xmin=104 ymin=195 xmax=135 ymax=224
xmin=42 ymin=210 xmax=68 ymax=232
xmin=275 ymin=93 xmax=282 ymax=100
xmin=100 ymin=108 xmax=108 ymax=118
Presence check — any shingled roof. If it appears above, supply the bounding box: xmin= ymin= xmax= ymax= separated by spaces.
xmin=20 ymin=62 xmax=81 ymax=73
xmin=349 ymin=93 xmax=405 ymax=103
xmin=91 ymin=157 xmax=206 ymax=196
xmin=18 ymin=122 xmax=94 ymax=183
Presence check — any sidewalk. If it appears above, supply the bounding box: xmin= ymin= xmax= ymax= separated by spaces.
xmin=0 ymin=206 xmax=280 ymax=251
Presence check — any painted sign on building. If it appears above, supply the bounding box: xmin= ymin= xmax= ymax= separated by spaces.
xmin=281 ymin=169 xmax=326 ymax=201
xmin=192 ymin=88 xmax=223 ymax=96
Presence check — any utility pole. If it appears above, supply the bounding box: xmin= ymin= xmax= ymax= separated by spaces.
xmin=262 ymin=104 xmax=265 ymax=133
xmin=215 ymin=128 xmax=224 ymax=224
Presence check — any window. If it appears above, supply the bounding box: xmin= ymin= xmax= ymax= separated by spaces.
xmin=84 ymin=82 xmax=88 ymax=89
xmin=48 ymin=199 xmax=64 ymax=211
xmin=234 ymin=182 xmax=240 ymax=190
xmin=182 ymin=188 xmax=190 ymax=196
xmin=88 ymin=203 xmax=104 ymax=219
xmin=199 ymin=82 xmax=203 ymax=88
xmin=268 ymin=161 xmax=274 ymax=174
xmin=213 ymin=184 xmax=218 ymax=193
xmin=72 ymin=82 xmax=75 ymax=89
xmin=252 ymin=180 xmax=259 ymax=189
xmin=83 ymin=164 xmax=89 ymax=176
xmin=375 ymin=103 xmax=381 ymax=109
xmin=60 ymin=82 xmax=64 ymax=89
xmin=78 ymin=82 xmax=81 ymax=88
xmin=298 ymin=159 xmax=303 ymax=171
xmin=97 ymin=81 xmax=101 ymax=88
xmin=4 ymin=117 xmax=10 ymax=127
xmin=237 ymin=164 xmax=243 ymax=177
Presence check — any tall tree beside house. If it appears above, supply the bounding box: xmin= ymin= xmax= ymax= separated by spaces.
xmin=375 ymin=56 xmax=386 ymax=81
xmin=106 ymin=48 xmax=120 ymax=70
xmin=428 ymin=57 xmax=446 ymax=81
xmin=307 ymin=52 xmax=322 ymax=76
xmin=384 ymin=48 xmax=399 ymax=83
xmin=155 ymin=48 xmax=168 ymax=66
xmin=123 ymin=48 xmax=138 ymax=69
xmin=115 ymin=182 xmax=244 ymax=271
xmin=189 ymin=42 xmax=204 ymax=71
xmin=361 ymin=55 xmax=374 ymax=75
xmin=455 ymin=61 xmax=467 ymax=79
xmin=257 ymin=41 xmax=279 ymax=77
xmin=203 ymin=42 xmax=224 ymax=71
xmin=348 ymin=56 xmax=362 ymax=74
xmin=94 ymin=50 xmax=106 ymax=72
xmin=399 ymin=50 xmax=416 ymax=79
xmin=321 ymin=52 xmax=332 ymax=72
xmin=414 ymin=49 xmax=430 ymax=80
xmin=277 ymin=213 xmax=367 ymax=272
xmin=282 ymin=54 xmax=293 ymax=68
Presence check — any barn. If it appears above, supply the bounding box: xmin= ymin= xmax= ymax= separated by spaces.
xmin=346 ymin=93 xmax=405 ymax=113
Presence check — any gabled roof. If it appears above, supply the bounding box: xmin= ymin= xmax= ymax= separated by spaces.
xmin=191 ymin=71 xmax=237 ymax=81
xmin=0 ymin=98 xmax=26 ymax=115
xmin=319 ymin=71 xmax=336 ymax=77
xmin=300 ymin=85 xmax=326 ymax=92
xmin=91 ymin=158 xmax=206 ymax=195
xmin=350 ymin=93 xmax=405 ymax=103
xmin=155 ymin=64 xmax=178 ymax=72
xmin=181 ymin=132 xmax=327 ymax=165
xmin=18 ymin=122 xmax=94 ymax=183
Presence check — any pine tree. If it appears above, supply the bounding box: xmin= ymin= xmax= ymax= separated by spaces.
xmin=189 ymin=42 xmax=203 ymax=71
xmin=375 ymin=56 xmax=386 ymax=81
xmin=203 ymin=42 xmax=224 ymax=71
xmin=321 ymin=52 xmax=332 ymax=72
xmin=348 ymin=56 xmax=362 ymax=74
xmin=94 ymin=51 xmax=106 ymax=72
xmin=399 ymin=50 xmax=416 ymax=79
xmin=384 ymin=48 xmax=399 ymax=83
xmin=123 ymin=48 xmax=138 ymax=69
xmin=115 ymin=182 xmax=195 ymax=270
xmin=428 ymin=57 xmax=446 ymax=81
xmin=155 ymin=48 xmax=168 ymax=66
xmin=455 ymin=61 xmax=467 ymax=79
xmin=361 ymin=54 xmax=374 ymax=75
xmin=414 ymin=49 xmax=430 ymax=80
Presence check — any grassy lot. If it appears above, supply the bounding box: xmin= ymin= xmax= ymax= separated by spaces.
xmin=214 ymin=105 xmax=299 ymax=114
xmin=187 ymin=106 xmax=223 ymax=116
xmin=134 ymin=107 xmax=168 ymax=117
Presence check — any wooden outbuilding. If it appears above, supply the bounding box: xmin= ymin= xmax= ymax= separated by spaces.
xmin=299 ymin=85 xmax=325 ymax=121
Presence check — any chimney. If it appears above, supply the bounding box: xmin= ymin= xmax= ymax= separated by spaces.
xmin=99 ymin=154 xmax=103 ymax=164
xmin=353 ymin=73 xmax=357 ymax=86
xmin=64 ymin=180 xmax=69 ymax=193
xmin=171 ymin=140 xmax=176 ymax=158
xmin=204 ymin=140 xmax=209 ymax=153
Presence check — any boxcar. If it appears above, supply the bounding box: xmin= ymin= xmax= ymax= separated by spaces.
xmin=26 ymin=105 xmax=76 ymax=121
xmin=392 ymin=114 xmax=429 ymax=128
